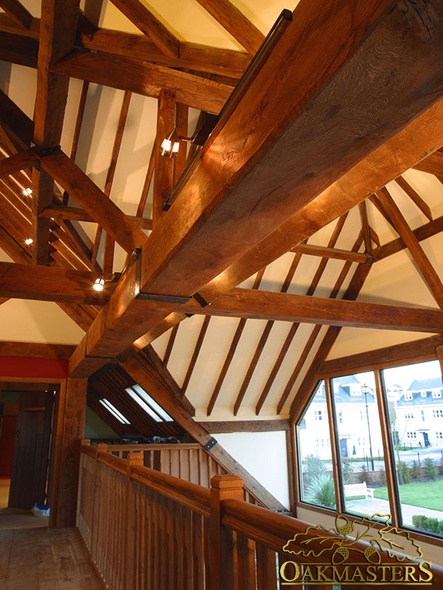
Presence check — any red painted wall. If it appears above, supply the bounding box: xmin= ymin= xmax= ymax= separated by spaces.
xmin=0 ymin=357 xmax=68 ymax=379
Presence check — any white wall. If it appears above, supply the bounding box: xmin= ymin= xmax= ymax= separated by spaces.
xmin=214 ymin=430 xmax=290 ymax=508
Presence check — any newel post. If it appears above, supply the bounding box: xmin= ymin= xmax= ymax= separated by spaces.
xmin=125 ymin=451 xmax=144 ymax=589
xmin=209 ymin=475 xmax=244 ymax=590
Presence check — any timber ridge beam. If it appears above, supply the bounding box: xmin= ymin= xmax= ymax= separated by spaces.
xmin=68 ymin=0 xmax=443 ymax=378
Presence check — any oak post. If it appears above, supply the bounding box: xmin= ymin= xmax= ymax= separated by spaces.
xmin=50 ymin=377 xmax=87 ymax=528
xmin=125 ymin=451 xmax=144 ymax=589
xmin=209 ymin=475 xmax=243 ymax=590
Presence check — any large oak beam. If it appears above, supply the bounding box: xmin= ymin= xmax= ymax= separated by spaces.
xmin=0 ymin=261 xmax=110 ymax=304
xmin=52 ymin=50 xmax=232 ymax=114
xmin=70 ymin=0 xmax=443 ymax=376
xmin=80 ymin=28 xmax=249 ymax=79
xmin=181 ymin=288 xmax=443 ymax=333
xmin=32 ymin=0 xmax=80 ymax=265
xmin=34 ymin=148 xmax=147 ymax=253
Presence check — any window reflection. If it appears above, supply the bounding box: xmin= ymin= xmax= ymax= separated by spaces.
xmin=298 ymin=381 xmax=336 ymax=509
xmin=331 ymin=372 xmax=387 ymax=518
xmin=383 ymin=360 xmax=443 ymax=537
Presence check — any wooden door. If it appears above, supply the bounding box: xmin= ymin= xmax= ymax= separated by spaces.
xmin=8 ymin=391 xmax=53 ymax=510
xmin=0 ymin=403 xmax=18 ymax=477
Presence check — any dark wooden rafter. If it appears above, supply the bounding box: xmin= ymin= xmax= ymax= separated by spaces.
xmin=32 ymin=0 xmax=80 ymax=265
xmin=374 ymin=210 xmax=443 ymax=262
xmin=110 ymin=0 xmax=179 ymax=58
xmin=195 ymin=0 xmax=265 ymax=55
xmin=51 ymin=50 xmax=232 ymax=114
xmin=292 ymin=243 xmax=372 ymax=265
xmin=272 ymin=235 xmax=364 ymax=415
xmin=0 ymin=0 xmax=33 ymax=30
xmin=78 ymin=26 xmax=250 ymax=80
xmin=395 ymin=175 xmax=433 ymax=221
xmin=33 ymin=149 xmax=146 ymax=253
xmin=68 ymin=0 xmax=443 ymax=378
xmin=289 ymin=243 xmax=377 ymax=422
xmin=358 ymin=200 xmax=374 ymax=253
xmin=180 ymin=315 xmax=211 ymax=398
xmin=207 ymin=269 xmax=265 ymax=416
xmin=376 ymin=186 xmax=443 ymax=308
xmin=247 ymin=215 xmax=350 ymax=415
xmin=91 ymin=90 xmax=133 ymax=272
xmin=0 ymin=14 xmax=250 ymax=80
xmin=232 ymin=252 xmax=304 ymax=416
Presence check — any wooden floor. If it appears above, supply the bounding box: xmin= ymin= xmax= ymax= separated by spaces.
xmin=0 ymin=528 xmax=104 ymax=589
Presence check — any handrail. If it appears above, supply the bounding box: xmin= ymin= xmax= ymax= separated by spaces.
xmin=130 ymin=464 xmax=210 ymax=516
xmin=77 ymin=443 xmax=443 ymax=589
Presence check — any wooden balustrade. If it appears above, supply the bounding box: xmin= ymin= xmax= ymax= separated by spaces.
xmin=95 ymin=441 xmax=260 ymax=505
xmin=77 ymin=442 xmax=443 ymax=590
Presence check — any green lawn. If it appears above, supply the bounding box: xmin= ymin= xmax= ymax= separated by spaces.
xmin=374 ymin=480 xmax=443 ymax=511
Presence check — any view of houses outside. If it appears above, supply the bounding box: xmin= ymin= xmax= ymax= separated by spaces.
xmin=298 ymin=360 xmax=443 ymax=537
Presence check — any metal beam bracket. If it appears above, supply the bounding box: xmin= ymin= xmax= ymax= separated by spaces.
xmin=136 ymin=291 xmax=191 ymax=304
xmin=203 ymin=437 xmax=218 ymax=451
xmin=31 ymin=144 xmax=61 ymax=157
xmin=133 ymin=247 xmax=191 ymax=304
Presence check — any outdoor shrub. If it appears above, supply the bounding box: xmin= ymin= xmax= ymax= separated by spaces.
xmin=412 ymin=514 xmax=443 ymax=535
xmin=440 ymin=456 xmax=443 ymax=476
xmin=306 ymin=475 xmax=336 ymax=508
xmin=398 ymin=461 xmax=411 ymax=484
xmin=360 ymin=463 xmax=370 ymax=484
xmin=303 ymin=454 xmax=326 ymax=490
xmin=410 ymin=460 xmax=420 ymax=480
xmin=378 ymin=467 xmax=386 ymax=486
xmin=424 ymin=457 xmax=436 ymax=480
xmin=341 ymin=457 xmax=353 ymax=484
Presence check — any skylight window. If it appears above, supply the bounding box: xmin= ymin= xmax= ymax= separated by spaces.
xmin=125 ymin=384 xmax=173 ymax=422
xmin=99 ymin=398 xmax=130 ymax=425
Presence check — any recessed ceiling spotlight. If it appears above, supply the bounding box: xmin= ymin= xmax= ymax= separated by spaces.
xmin=93 ymin=277 xmax=105 ymax=292
xmin=23 ymin=188 xmax=33 ymax=196
xmin=25 ymin=238 xmax=33 ymax=245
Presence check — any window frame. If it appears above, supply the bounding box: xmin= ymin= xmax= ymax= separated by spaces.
xmin=294 ymin=357 xmax=443 ymax=548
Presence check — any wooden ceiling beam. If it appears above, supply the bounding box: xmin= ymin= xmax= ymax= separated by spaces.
xmin=69 ymin=0 xmax=443 ymax=377
xmin=0 ymin=261 xmax=110 ymax=304
xmin=0 ymin=90 xmax=34 ymax=148
xmin=377 ymin=186 xmax=443 ymax=309
xmin=110 ymin=0 xmax=179 ymax=58
xmin=0 ymin=340 xmax=75 ymax=358
xmin=0 ymin=18 xmax=249 ymax=79
xmin=0 ymin=150 xmax=38 ymax=177
xmin=198 ymin=99 xmax=443 ymax=306
xmin=195 ymin=0 xmax=265 ymax=55
xmin=32 ymin=0 xmax=80 ymax=266
xmin=52 ymin=50 xmax=232 ymax=114
xmin=38 ymin=204 xmax=152 ymax=230
xmin=81 ymin=28 xmax=249 ymax=79
xmin=34 ymin=148 xmax=147 ymax=253
xmin=0 ymin=0 xmax=33 ymax=30
xmin=292 ymin=243 xmax=371 ymax=264
xmin=181 ymin=288 xmax=443 ymax=333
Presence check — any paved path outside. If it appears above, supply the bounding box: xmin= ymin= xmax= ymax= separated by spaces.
xmin=346 ymin=497 xmax=443 ymax=526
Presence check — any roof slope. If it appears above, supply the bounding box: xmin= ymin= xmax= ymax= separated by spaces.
xmin=1 ymin=0 xmax=443 ymax=430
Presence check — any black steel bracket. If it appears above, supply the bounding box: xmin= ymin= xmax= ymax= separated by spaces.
xmin=204 ymin=437 xmax=218 ymax=451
